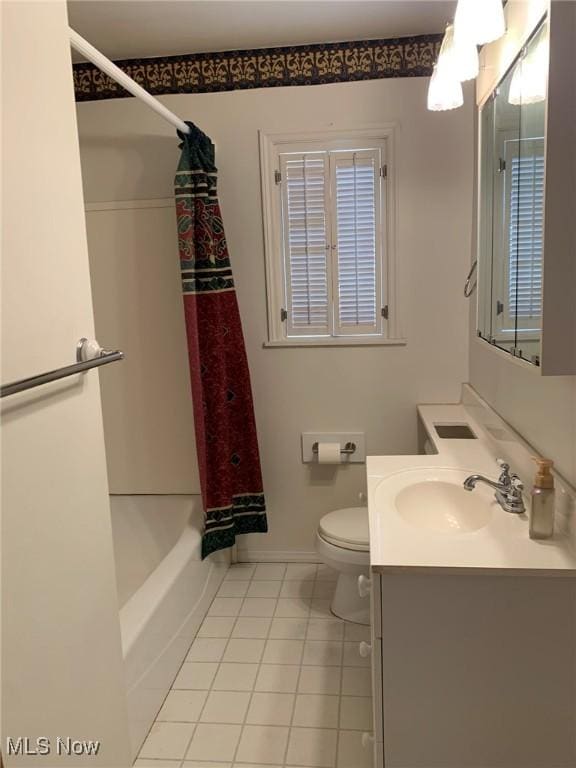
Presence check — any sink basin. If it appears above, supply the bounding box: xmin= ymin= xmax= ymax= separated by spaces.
xmin=375 ymin=468 xmax=494 ymax=534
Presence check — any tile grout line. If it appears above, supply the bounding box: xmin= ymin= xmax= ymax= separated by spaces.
xmin=334 ymin=663 xmax=345 ymax=768
xmin=177 ymin=719 xmax=196 ymax=768
xmin=184 ymin=561 xmax=256 ymax=765
xmin=281 ymin=568 xmax=313 ymax=767
xmin=234 ymin=562 xmax=317 ymax=767
xmin=230 ymin=561 xmax=288 ymax=767
xmin=226 ymin=565 xmax=256 ymax=766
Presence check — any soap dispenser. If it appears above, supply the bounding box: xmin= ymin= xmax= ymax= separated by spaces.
xmin=529 ymin=458 xmax=555 ymax=540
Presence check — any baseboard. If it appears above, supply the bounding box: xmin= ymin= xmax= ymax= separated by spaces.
xmin=236 ymin=549 xmax=320 ymax=563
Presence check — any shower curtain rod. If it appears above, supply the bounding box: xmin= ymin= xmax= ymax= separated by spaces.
xmin=69 ymin=28 xmax=191 ymax=135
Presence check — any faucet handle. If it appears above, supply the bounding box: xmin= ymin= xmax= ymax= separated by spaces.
xmin=508 ymin=476 xmax=524 ymax=500
xmin=502 ymin=475 xmax=526 ymax=514
xmin=496 ymin=459 xmax=511 ymax=485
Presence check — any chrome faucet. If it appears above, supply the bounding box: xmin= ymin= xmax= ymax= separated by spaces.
xmin=463 ymin=460 xmax=526 ymax=514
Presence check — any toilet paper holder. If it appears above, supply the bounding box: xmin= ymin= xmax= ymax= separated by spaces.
xmin=302 ymin=432 xmax=365 ymax=463
xmin=312 ymin=441 xmax=357 ymax=456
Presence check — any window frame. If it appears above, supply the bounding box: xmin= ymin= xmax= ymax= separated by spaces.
xmin=259 ymin=126 xmax=402 ymax=347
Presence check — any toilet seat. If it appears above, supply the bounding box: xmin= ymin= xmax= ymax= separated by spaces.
xmin=318 ymin=507 xmax=369 ymax=552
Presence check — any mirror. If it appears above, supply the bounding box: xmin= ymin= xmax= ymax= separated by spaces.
xmin=477 ymin=18 xmax=548 ymax=366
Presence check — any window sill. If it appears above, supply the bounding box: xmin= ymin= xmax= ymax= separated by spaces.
xmin=263 ymin=337 xmax=407 ymax=349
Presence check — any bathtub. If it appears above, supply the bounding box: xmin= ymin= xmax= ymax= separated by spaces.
xmin=110 ymin=495 xmax=229 ymax=758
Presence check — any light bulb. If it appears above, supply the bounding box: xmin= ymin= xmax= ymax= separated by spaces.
xmin=454 ymin=0 xmax=505 ymax=46
xmin=508 ymin=61 xmax=523 ymax=106
xmin=439 ymin=23 xmax=479 ymax=82
xmin=508 ymin=31 xmax=548 ymax=106
xmin=427 ymin=64 xmax=464 ymax=111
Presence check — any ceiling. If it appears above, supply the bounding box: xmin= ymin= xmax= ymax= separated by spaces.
xmin=68 ymin=1 xmax=455 ymax=62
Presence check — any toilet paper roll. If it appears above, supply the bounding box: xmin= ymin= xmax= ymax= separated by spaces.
xmin=317 ymin=442 xmax=342 ymax=464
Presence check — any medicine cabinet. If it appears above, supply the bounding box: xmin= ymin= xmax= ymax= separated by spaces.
xmin=475 ymin=3 xmax=575 ymax=375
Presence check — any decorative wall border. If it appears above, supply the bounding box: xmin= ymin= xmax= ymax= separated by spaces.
xmin=73 ymin=34 xmax=442 ymax=102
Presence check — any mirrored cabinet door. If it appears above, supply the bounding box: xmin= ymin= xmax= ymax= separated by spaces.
xmin=477 ymin=17 xmax=548 ymax=366
xmin=512 ymin=21 xmax=547 ymax=365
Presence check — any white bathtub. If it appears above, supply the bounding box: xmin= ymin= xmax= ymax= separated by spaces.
xmin=110 ymin=495 xmax=229 ymax=758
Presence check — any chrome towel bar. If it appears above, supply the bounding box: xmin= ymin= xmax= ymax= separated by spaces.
xmin=1 ymin=338 xmax=124 ymax=399
xmin=312 ymin=441 xmax=357 ymax=455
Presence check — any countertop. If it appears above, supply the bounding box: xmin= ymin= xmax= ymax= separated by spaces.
xmin=367 ymin=398 xmax=576 ymax=575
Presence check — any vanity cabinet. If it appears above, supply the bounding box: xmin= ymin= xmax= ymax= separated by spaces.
xmin=475 ymin=1 xmax=575 ymax=375
xmin=363 ymin=569 xmax=576 ymax=768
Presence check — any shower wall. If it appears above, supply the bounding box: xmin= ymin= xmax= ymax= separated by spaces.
xmin=85 ymin=202 xmax=199 ymax=493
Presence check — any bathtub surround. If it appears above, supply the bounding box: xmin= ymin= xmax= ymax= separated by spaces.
xmin=73 ymin=34 xmax=442 ymax=101
xmin=176 ymin=122 xmax=267 ymax=557
xmin=79 ymin=75 xmax=473 ymax=558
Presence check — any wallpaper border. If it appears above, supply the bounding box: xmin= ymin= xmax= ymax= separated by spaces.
xmin=73 ymin=34 xmax=442 ymax=102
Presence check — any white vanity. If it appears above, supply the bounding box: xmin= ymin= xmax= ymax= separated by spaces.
xmin=363 ymin=386 xmax=576 ymax=768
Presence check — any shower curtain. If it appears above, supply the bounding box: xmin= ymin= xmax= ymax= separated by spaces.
xmin=175 ymin=121 xmax=267 ymax=558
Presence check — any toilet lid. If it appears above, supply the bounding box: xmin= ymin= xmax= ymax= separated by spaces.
xmin=319 ymin=507 xmax=370 ymax=551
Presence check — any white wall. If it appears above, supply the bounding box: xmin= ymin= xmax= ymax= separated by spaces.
xmin=77 ymin=77 xmax=474 ymax=557
xmin=470 ymin=343 xmax=576 ymax=485
xmin=1 ymin=2 xmax=131 ymax=764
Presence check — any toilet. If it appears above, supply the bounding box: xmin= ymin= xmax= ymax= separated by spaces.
xmin=316 ymin=507 xmax=370 ymax=625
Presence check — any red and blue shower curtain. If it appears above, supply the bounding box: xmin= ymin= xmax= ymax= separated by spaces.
xmin=175 ymin=122 xmax=267 ymax=558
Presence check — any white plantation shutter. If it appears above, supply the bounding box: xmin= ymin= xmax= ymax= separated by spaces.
xmin=508 ymin=139 xmax=544 ymax=325
xmin=332 ymin=150 xmax=381 ymax=335
xmin=280 ymin=152 xmax=331 ymax=336
xmin=278 ymin=145 xmax=385 ymax=339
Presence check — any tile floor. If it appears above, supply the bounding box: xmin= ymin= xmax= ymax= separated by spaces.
xmin=136 ymin=562 xmax=374 ymax=768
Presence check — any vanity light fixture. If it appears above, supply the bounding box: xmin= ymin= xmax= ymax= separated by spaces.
xmin=427 ymin=63 xmax=464 ymax=111
xmin=427 ymin=1 xmax=505 ymax=112
xmin=440 ymin=23 xmax=479 ymax=82
xmin=509 ymin=29 xmax=549 ymax=105
xmin=426 ymin=24 xmax=468 ymax=111
xmin=454 ymin=0 xmax=505 ymax=46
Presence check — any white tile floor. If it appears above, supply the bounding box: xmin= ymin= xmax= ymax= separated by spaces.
xmin=136 ymin=563 xmax=374 ymax=768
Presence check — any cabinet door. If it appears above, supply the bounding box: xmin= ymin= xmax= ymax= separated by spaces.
xmin=509 ymin=21 xmax=547 ymax=364
xmin=477 ymin=17 xmax=548 ymax=366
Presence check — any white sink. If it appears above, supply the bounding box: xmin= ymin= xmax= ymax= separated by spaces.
xmin=375 ymin=468 xmax=494 ymax=534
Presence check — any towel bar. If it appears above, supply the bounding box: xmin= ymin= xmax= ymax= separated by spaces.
xmin=1 ymin=338 xmax=124 ymax=398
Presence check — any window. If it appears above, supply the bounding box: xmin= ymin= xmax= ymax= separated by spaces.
xmin=508 ymin=139 xmax=544 ymax=324
xmin=495 ymin=134 xmax=544 ymax=336
xmin=260 ymin=128 xmax=399 ymax=346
